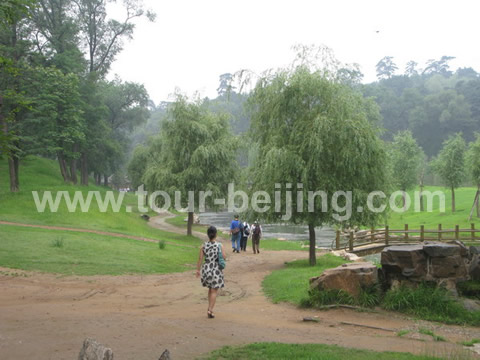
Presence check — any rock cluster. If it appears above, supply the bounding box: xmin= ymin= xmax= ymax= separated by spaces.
xmin=381 ymin=242 xmax=479 ymax=290
xmin=311 ymin=242 xmax=480 ymax=300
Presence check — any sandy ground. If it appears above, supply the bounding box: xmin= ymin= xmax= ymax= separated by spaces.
xmin=1 ymin=217 xmax=479 ymax=359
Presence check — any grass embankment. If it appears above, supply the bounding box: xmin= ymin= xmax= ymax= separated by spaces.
xmin=262 ymin=254 xmax=347 ymax=305
xmin=200 ymin=343 xmax=440 ymax=360
xmin=387 ymin=186 xmax=480 ymax=230
xmin=0 ymin=225 xmax=197 ymax=275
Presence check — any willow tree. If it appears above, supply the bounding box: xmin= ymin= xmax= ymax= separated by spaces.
xmin=247 ymin=66 xmax=388 ymax=266
xmin=389 ymin=131 xmax=423 ymax=210
xmin=143 ymin=95 xmax=237 ymax=236
xmin=432 ymin=133 xmax=466 ymax=212
xmin=467 ymin=133 xmax=480 ymax=219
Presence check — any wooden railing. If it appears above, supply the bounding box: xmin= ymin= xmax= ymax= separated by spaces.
xmin=335 ymin=223 xmax=480 ymax=252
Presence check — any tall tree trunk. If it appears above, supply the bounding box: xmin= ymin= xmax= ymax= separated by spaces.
xmin=57 ymin=152 xmax=71 ymax=182
xmin=103 ymin=174 xmax=108 ymax=187
xmin=13 ymin=153 xmax=19 ymax=188
xmin=8 ymin=158 xmax=19 ymax=192
xmin=477 ymin=184 xmax=480 ymax=218
xmin=451 ymin=186 xmax=456 ymax=213
xmin=308 ymin=223 xmax=316 ymax=266
xmin=187 ymin=211 xmax=194 ymax=236
xmin=419 ymin=184 xmax=424 ymax=212
xmin=80 ymin=153 xmax=88 ymax=186
xmin=1 ymin=100 xmax=19 ymax=192
xmin=70 ymin=158 xmax=77 ymax=184
xmin=402 ymin=190 xmax=406 ymax=211
xmin=70 ymin=144 xmax=79 ymax=184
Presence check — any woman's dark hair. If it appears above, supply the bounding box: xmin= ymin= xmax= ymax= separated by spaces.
xmin=207 ymin=226 xmax=217 ymax=240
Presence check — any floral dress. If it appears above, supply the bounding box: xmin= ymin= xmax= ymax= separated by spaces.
xmin=201 ymin=241 xmax=225 ymax=289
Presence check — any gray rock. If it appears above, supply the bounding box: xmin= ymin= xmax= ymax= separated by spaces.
xmin=462 ymin=298 xmax=480 ymax=312
xmin=423 ymin=243 xmax=461 ymax=257
xmin=470 ymin=246 xmax=480 ymax=255
xmin=78 ymin=338 xmax=113 ymax=360
xmin=431 ymin=255 xmax=468 ymax=279
xmin=381 ymin=245 xmax=427 ymax=278
xmin=159 ymin=349 xmax=171 ymax=360
xmin=470 ymin=255 xmax=480 ymax=281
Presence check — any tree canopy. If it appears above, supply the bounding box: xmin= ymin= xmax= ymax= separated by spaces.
xmin=247 ymin=65 xmax=388 ymax=265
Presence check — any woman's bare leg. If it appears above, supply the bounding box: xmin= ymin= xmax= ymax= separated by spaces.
xmin=209 ymin=288 xmax=218 ymax=313
xmin=208 ymin=288 xmax=212 ymax=311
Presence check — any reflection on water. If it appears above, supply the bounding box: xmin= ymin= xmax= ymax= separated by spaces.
xmin=198 ymin=211 xmax=335 ymax=248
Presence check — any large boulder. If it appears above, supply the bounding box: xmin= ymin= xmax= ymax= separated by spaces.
xmin=431 ymin=255 xmax=468 ymax=279
xmin=423 ymin=243 xmax=461 ymax=257
xmin=381 ymin=245 xmax=427 ymax=279
xmin=381 ymin=242 xmax=475 ymax=288
xmin=310 ymin=262 xmax=378 ymax=297
xmin=470 ymin=255 xmax=480 ymax=281
xmin=78 ymin=338 xmax=113 ymax=360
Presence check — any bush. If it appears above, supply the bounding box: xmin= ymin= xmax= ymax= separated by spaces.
xmin=51 ymin=237 xmax=64 ymax=248
xmin=383 ymin=283 xmax=480 ymax=326
xmin=302 ymin=284 xmax=380 ymax=308
xmin=457 ymin=280 xmax=480 ymax=300
xmin=158 ymin=240 xmax=166 ymax=250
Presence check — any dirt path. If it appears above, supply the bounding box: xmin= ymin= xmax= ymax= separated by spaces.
xmin=0 ymin=217 xmax=479 ymax=359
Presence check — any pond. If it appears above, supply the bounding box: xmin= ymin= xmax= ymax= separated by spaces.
xmin=198 ymin=211 xmax=336 ymax=248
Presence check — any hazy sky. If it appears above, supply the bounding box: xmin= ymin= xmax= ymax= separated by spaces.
xmin=109 ymin=0 xmax=480 ymax=104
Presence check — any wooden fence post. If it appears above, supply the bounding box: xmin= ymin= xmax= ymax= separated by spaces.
xmin=370 ymin=227 xmax=375 ymax=243
xmin=438 ymin=224 xmax=442 ymax=241
xmin=455 ymin=225 xmax=460 ymax=241
xmin=420 ymin=225 xmax=424 ymax=242
xmin=472 ymin=223 xmax=476 ymax=241
xmin=336 ymin=230 xmax=340 ymax=250
xmin=349 ymin=231 xmax=354 ymax=252
xmin=405 ymin=224 xmax=409 ymax=241
xmin=385 ymin=226 xmax=389 ymax=245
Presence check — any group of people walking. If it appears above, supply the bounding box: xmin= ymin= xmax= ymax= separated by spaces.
xmin=229 ymin=215 xmax=262 ymax=254
xmin=196 ymin=215 xmax=263 ymax=318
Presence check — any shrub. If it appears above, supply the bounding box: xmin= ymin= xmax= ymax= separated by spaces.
xmin=51 ymin=237 xmax=64 ymax=248
xmin=457 ymin=280 xmax=480 ymax=300
xmin=158 ymin=240 xmax=166 ymax=250
xmin=302 ymin=284 xmax=380 ymax=308
xmin=383 ymin=283 xmax=480 ymax=326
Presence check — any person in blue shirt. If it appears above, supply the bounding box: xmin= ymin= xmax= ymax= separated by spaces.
xmin=230 ymin=214 xmax=242 ymax=253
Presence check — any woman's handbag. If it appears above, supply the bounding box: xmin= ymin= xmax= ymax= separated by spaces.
xmin=217 ymin=243 xmax=226 ymax=270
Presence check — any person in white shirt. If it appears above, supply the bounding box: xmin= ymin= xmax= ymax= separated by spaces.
xmin=240 ymin=221 xmax=250 ymax=251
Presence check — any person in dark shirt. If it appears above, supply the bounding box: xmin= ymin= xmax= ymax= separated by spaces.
xmin=230 ymin=214 xmax=242 ymax=253
xmin=251 ymin=221 xmax=262 ymax=254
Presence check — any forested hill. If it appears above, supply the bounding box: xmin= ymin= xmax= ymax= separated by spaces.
xmin=362 ymin=64 xmax=480 ymax=157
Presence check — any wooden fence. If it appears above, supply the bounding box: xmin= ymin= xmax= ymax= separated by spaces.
xmin=335 ymin=223 xmax=480 ymax=253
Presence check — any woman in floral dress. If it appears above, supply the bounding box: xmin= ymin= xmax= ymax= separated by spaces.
xmin=196 ymin=226 xmax=225 ymax=318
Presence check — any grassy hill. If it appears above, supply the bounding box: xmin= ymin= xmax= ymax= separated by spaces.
xmin=387 ymin=186 xmax=480 ymax=230
xmin=0 ymin=156 xmax=200 ymax=245
xmin=0 ymin=156 xmax=202 ymax=275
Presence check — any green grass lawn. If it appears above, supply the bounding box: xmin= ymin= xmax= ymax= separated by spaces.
xmin=0 ymin=225 xmax=198 ymax=275
xmin=0 ymin=156 xmax=203 ymax=247
xmin=387 ymin=186 xmax=480 ymax=231
xmin=200 ymin=343 xmax=441 ymax=360
xmin=262 ymin=254 xmax=347 ymax=305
